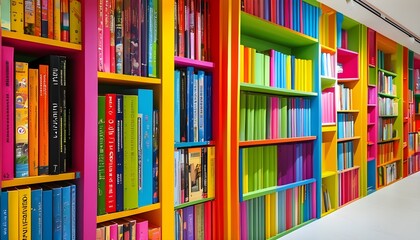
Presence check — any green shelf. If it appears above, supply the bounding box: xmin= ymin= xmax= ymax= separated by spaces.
xmin=174 ymin=198 xmax=214 ymax=210
xmin=240 ymin=83 xmax=318 ymax=97
xmin=268 ymin=219 xmax=316 ymax=240
xmin=321 ymin=76 xmax=337 ymax=89
xmin=378 ymin=68 xmax=397 ymax=77
xmin=378 ymin=92 xmax=397 ymax=99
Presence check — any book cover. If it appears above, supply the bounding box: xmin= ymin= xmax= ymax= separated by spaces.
xmin=59 ymin=56 xmax=71 ymax=173
xmin=17 ymin=187 xmax=31 ymax=239
xmin=130 ymin=0 xmax=140 ymax=75
xmin=195 ymin=204 xmax=205 ymax=239
xmin=186 ymin=67 xmax=194 ymax=142
xmin=115 ymin=94 xmax=124 ymax=212
xmin=31 ymin=188 xmax=43 ymax=240
xmin=137 ymin=89 xmax=153 ymax=207
xmin=41 ymin=0 xmax=48 ymax=37
xmin=52 ymin=186 xmax=63 ymax=239
xmin=193 ymin=73 xmax=198 ymax=142
xmin=123 ymin=95 xmax=139 ymax=210
xmin=1 ymin=0 xmax=11 ymax=30
xmin=70 ymin=184 xmax=76 ymax=239
xmin=61 ymin=0 xmax=70 ymax=41
xmin=98 ymin=0 xmax=104 ymax=71
xmin=152 ymin=109 xmax=159 ymax=204
xmin=98 ymin=96 xmax=106 ymax=215
xmin=188 ymin=147 xmax=203 ymax=202
xmin=105 ymin=94 xmax=117 ymax=213
xmin=8 ymin=189 xmax=19 ymax=239
xmin=53 ymin=0 xmax=61 ymax=40
xmin=115 ymin=0 xmax=123 ymax=74
xmin=183 ymin=206 xmax=194 ymax=240
xmin=38 ymin=65 xmax=49 ymax=175
xmin=109 ymin=0 xmax=116 ymax=73
xmin=134 ymin=218 xmax=148 ymax=240
xmin=174 ymin=70 xmax=181 ymax=143
xmin=69 ymin=0 xmax=81 ymax=44
xmin=180 ymin=69 xmax=187 ymax=142
xmin=11 ymin=0 xmax=24 ymax=33
xmin=96 ymin=227 xmax=105 ymax=240
xmin=103 ymin=0 xmax=111 ymax=72
xmin=0 ymin=191 xmax=7 ymax=239
xmin=47 ymin=0 xmax=53 ymax=38
xmin=42 ymin=188 xmax=52 ymax=240
xmin=34 ymin=0 xmax=41 ymax=36
xmin=122 ymin=0 xmax=131 ymax=74
xmin=24 ymin=0 xmax=35 ymax=34
xmin=1 ymin=46 xmax=15 ymax=180
xmin=205 ymin=74 xmax=212 ymax=141
xmin=15 ymin=61 xmax=29 ymax=178
xmin=198 ymin=71 xmax=205 ymax=142
xmin=61 ymin=185 xmax=71 ymax=240
xmin=207 ymin=146 xmax=215 ymax=198
xmin=29 ymin=68 xmax=39 ymax=176
xmin=140 ymin=0 xmax=148 ymax=75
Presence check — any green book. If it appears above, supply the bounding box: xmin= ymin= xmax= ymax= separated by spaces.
xmin=273 ymin=145 xmax=278 ymax=187
xmin=123 ymin=95 xmax=139 ymax=209
xmin=239 ymin=91 xmax=247 ymax=141
xmin=248 ymin=148 xmax=254 ymax=192
xmin=97 ymin=96 xmax=106 ymax=215
xmin=281 ymin=97 xmax=288 ymax=138
xmin=257 ymin=147 xmax=263 ymax=190
xmin=261 ymin=95 xmax=267 ymax=140
xmin=254 ymin=95 xmax=260 ymax=140
xmin=263 ymin=146 xmax=270 ymax=188
xmin=255 ymin=53 xmax=264 ymax=85
xmin=247 ymin=94 xmax=255 ymax=141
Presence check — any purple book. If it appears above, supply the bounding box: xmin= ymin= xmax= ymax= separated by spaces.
xmin=240 ymin=202 xmax=248 ymax=240
xmin=183 ymin=206 xmax=194 ymax=240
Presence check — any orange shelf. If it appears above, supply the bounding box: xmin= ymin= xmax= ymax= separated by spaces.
xmin=2 ymin=172 xmax=77 ymax=188
xmin=337 ymin=136 xmax=361 ymax=142
xmin=96 ymin=203 xmax=161 ymax=223
xmin=377 ymin=158 xmax=402 ymax=168
xmin=239 ymin=136 xmax=316 ymax=147
xmin=98 ymin=72 xmax=161 ymax=85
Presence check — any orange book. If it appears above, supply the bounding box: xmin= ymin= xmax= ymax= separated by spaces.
xmin=38 ymin=65 xmax=49 ymax=175
xmin=48 ymin=0 xmax=54 ymax=38
xmin=29 ymin=69 xmax=39 ymax=176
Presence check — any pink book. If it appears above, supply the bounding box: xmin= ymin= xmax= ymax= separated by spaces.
xmin=311 ymin=182 xmax=316 ymax=218
xmin=103 ymin=0 xmax=111 ymax=72
xmin=284 ymin=0 xmax=290 ymax=28
xmin=136 ymin=219 xmax=149 ymax=240
xmin=240 ymin=202 xmax=248 ymax=240
xmin=109 ymin=223 xmax=118 ymax=240
xmin=98 ymin=0 xmax=104 ymax=71
xmin=270 ymin=50 xmax=275 ymax=87
xmin=271 ymin=97 xmax=278 ymax=139
xmin=1 ymin=46 xmax=15 ymax=180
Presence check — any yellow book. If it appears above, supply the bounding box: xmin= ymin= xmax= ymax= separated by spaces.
xmin=29 ymin=69 xmax=39 ymax=176
xmin=53 ymin=0 xmax=61 ymax=40
xmin=250 ymin=48 xmax=256 ymax=84
xmin=240 ymin=45 xmax=244 ymax=83
xmin=8 ymin=189 xmax=19 ymax=239
xmin=24 ymin=0 xmax=35 ymax=35
xmin=207 ymin=146 xmax=215 ymax=198
xmin=308 ymin=60 xmax=313 ymax=92
xmin=265 ymin=195 xmax=270 ymax=239
xmin=295 ymin=58 xmax=300 ymax=91
xmin=11 ymin=0 xmax=24 ymax=33
xmin=18 ymin=187 xmax=31 ymax=240
xmin=286 ymin=55 xmax=291 ymax=90
xmin=243 ymin=148 xmax=248 ymax=194
xmin=270 ymin=193 xmax=277 ymax=236
xmin=69 ymin=0 xmax=81 ymax=44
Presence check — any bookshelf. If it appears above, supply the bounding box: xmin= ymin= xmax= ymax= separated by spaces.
xmin=407 ymin=51 xmax=420 ymax=176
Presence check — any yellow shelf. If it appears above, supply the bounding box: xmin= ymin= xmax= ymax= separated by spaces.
xmin=337 ymin=136 xmax=361 ymax=142
xmin=337 ymin=110 xmax=360 ymax=113
xmin=322 ymin=171 xmax=336 ymax=178
xmin=2 ymin=172 xmax=77 ymax=188
xmin=322 ymin=124 xmax=337 ymax=133
xmin=321 ymin=208 xmax=336 ymax=217
xmin=321 ymin=44 xmax=336 ymax=54
xmin=2 ymin=30 xmax=82 ymax=51
xmin=96 ymin=203 xmax=161 ymax=223
xmin=98 ymin=72 xmax=162 ymax=85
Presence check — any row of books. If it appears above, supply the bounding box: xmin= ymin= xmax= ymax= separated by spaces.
xmin=407 ymin=155 xmax=420 ymax=175
xmin=240 ymin=183 xmax=316 ymax=238
xmin=1 ymin=183 xmax=76 ymax=239
xmin=239 ymin=93 xmax=313 ymax=141
xmin=378 ymin=97 xmax=398 ymax=116
xmin=1 ymin=0 xmax=81 ymax=43
xmin=319 ymin=9 xmax=333 ymax=48
xmin=378 ymin=118 xmax=396 ymax=141
xmin=97 ymin=91 xmax=158 ymax=215
xmin=1 ymin=47 xmax=71 ymax=179
xmin=174 ymin=0 xmax=212 ymax=61
xmin=378 ymin=142 xmax=394 ymax=165
xmin=337 ymin=141 xmax=354 ymax=171
xmin=336 ymin=13 xmax=348 ymax=49
xmin=174 ymin=68 xmax=212 ymax=143
xmin=408 ymin=133 xmax=420 ymax=153
xmin=321 ymin=185 xmax=332 ymax=213
xmin=337 ymin=84 xmax=353 ymax=111
xmin=320 ymin=52 xmax=336 ymax=78
xmin=241 ymin=0 xmax=320 ymax=39
xmin=97 ymin=0 xmax=158 ymax=77
xmin=96 ymin=218 xmax=161 ymax=240
xmin=414 ymin=69 xmax=420 ymax=94
xmin=338 ymin=168 xmax=359 ymax=206
xmin=174 ymin=147 xmax=215 ymax=206
xmin=240 ymin=46 xmax=314 ymax=92
xmin=337 ymin=113 xmax=354 ymax=139
xmin=321 ymin=88 xmax=335 ymax=124
xmin=368 ymin=86 xmax=377 ymax=105
xmin=377 ymin=50 xmax=386 ymax=70
xmin=378 ymin=71 xmax=397 ymax=96
xmin=378 ymin=162 xmax=398 ymax=186
xmin=175 ymin=202 xmax=212 ymax=240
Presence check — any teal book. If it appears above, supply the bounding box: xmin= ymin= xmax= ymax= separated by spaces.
xmin=42 ymin=188 xmax=52 ymax=240
xmin=31 ymin=188 xmax=42 ymax=240
xmin=62 ymin=185 xmax=71 ymax=240
xmin=97 ymin=96 xmax=106 ymax=215
xmin=1 ymin=0 xmax=11 ymax=30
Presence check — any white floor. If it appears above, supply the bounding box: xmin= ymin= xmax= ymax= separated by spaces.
xmin=278 ymin=172 xmax=420 ymax=240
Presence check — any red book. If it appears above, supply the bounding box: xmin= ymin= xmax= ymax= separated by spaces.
xmin=204 ymin=201 xmax=212 ymax=240
xmin=110 ymin=0 xmax=116 ymax=73
xmin=98 ymin=0 xmax=104 ymax=71
xmin=38 ymin=65 xmax=49 ymax=175
xmin=105 ymin=94 xmax=116 ymax=213
xmin=271 ymin=0 xmax=276 ymax=23
xmin=48 ymin=0 xmax=54 ymax=38
xmin=178 ymin=0 xmax=185 ymax=57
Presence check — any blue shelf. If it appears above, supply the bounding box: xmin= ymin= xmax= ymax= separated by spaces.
xmin=174 ymin=141 xmax=214 ymax=148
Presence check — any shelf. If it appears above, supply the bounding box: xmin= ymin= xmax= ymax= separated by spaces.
xmin=322 ymin=124 xmax=337 ymax=133
xmin=368 ymin=157 xmax=376 ymax=162
xmin=367 ymin=142 xmax=375 ymax=146
xmin=322 ymin=171 xmax=336 ymax=178
xmin=378 ymin=68 xmax=398 ymax=77
xmin=337 ymin=78 xmax=359 ymax=83
xmin=239 ymin=136 xmax=316 ymax=147
xmin=337 ymin=47 xmax=358 ymax=57
xmin=174 ymin=198 xmax=214 ymax=210
xmin=378 ymin=138 xmax=400 ymax=144
xmin=337 ymin=110 xmax=360 ymax=113
xmin=321 ymin=209 xmax=336 ymax=217
xmin=2 ymin=30 xmax=82 ymax=53
xmin=378 ymin=115 xmax=398 ymax=118
xmin=338 ymin=166 xmax=360 ymax=174
xmin=174 ymin=56 xmax=214 ymax=70
xmin=377 ymin=158 xmax=402 ymax=168
xmin=321 ymin=76 xmax=337 ymax=89
xmin=321 ymin=44 xmax=336 ymax=54
xmin=1 ymin=172 xmax=78 ymax=188
xmin=268 ymin=219 xmax=316 ymax=240
xmin=378 ymin=92 xmax=397 ymax=98
xmin=368 ymin=83 xmax=377 ymax=87
xmin=241 ymin=12 xmax=318 ymax=47
xmin=96 ymin=203 xmax=161 ymax=223
xmin=175 ymin=141 xmax=215 ymax=148
xmin=242 ymin=178 xmax=316 ymax=201
xmin=97 ymin=72 xmax=161 ymax=85
xmin=240 ymin=83 xmax=318 ymax=97
xmin=337 ymin=136 xmax=361 ymax=142
xmin=367 ymin=104 xmax=376 ymax=107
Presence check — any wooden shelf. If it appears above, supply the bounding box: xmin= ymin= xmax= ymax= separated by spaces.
xmin=337 ymin=136 xmax=361 ymax=142
xmin=174 ymin=198 xmax=214 ymax=210
xmin=378 ymin=138 xmax=400 ymax=144
xmin=239 ymin=136 xmax=316 ymax=147
xmin=378 ymin=68 xmax=397 ymax=77
xmin=2 ymin=172 xmax=77 ymax=188
xmin=96 ymin=203 xmax=161 ymax=223
xmin=240 ymin=83 xmax=318 ymax=97
xmin=338 ymin=166 xmax=360 ymax=174
xmin=174 ymin=56 xmax=214 ymax=70
xmin=322 ymin=171 xmax=336 ymax=178
xmin=337 ymin=110 xmax=359 ymax=113
xmin=377 ymin=158 xmax=402 ymax=168
xmin=322 ymin=124 xmax=337 ymax=133
xmin=175 ymin=141 xmax=215 ymax=148
xmin=98 ymin=72 xmax=161 ymax=85
xmin=337 ymin=78 xmax=359 ymax=83
xmin=378 ymin=92 xmax=397 ymax=98
xmin=321 ymin=44 xmax=336 ymax=54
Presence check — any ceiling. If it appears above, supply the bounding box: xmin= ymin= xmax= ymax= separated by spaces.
xmin=317 ymin=0 xmax=420 ymax=54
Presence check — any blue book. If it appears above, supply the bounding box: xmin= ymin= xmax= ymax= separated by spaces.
xmin=0 ymin=191 xmax=8 ymax=240
xmin=193 ymin=73 xmax=199 ymax=142
xmin=186 ymin=67 xmax=195 ymax=142
xmin=174 ymin=70 xmax=181 ymax=143
xmin=31 ymin=188 xmax=43 ymax=240
xmin=279 ymin=0 xmax=284 ymax=26
xmin=42 ymin=189 xmax=53 ymax=240
xmin=52 ymin=186 xmax=63 ymax=240
xmin=206 ymin=74 xmax=212 ymax=141
xmin=70 ymin=184 xmax=76 ymax=239
xmin=62 ymin=186 xmax=71 ymax=240
xmin=116 ymin=94 xmax=124 ymax=212
xmin=264 ymin=0 xmax=270 ymax=20
xmin=198 ymin=71 xmax=205 ymax=142
xmin=138 ymin=89 xmax=154 ymax=207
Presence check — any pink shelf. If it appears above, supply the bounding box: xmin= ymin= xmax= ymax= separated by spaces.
xmin=337 ymin=48 xmax=359 ymax=79
xmin=174 ymin=56 xmax=214 ymax=70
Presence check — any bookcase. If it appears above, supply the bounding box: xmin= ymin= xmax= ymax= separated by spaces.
xmin=407 ymin=51 xmax=420 ymax=176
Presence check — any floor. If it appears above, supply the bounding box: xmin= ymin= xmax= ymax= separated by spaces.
xmin=278 ymin=172 xmax=420 ymax=240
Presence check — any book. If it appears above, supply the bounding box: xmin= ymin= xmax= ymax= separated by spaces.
xmin=31 ymin=187 xmax=43 ymax=240
xmin=115 ymin=94 xmax=124 ymax=212
xmin=0 ymin=191 xmax=8 ymax=240
xmin=11 ymin=0 xmax=24 ymax=33
xmin=34 ymin=0 xmax=41 ymax=36
xmin=18 ymin=187 xmax=31 ymax=239
xmin=98 ymin=96 xmax=106 ymax=215
xmin=52 ymin=185 xmax=63 ymax=239
xmin=188 ymin=147 xmax=203 ymax=202
xmin=42 ymin=188 xmax=52 ymax=240
xmin=24 ymin=0 xmax=35 ymax=34
xmin=61 ymin=0 xmax=70 ymax=41
xmin=114 ymin=0 xmax=123 ymax=74
xmin=1 ymin=46 xmax=15 ymax=180
xmin=38 ymin=64 xmax=49 ymax=175
xmin=62 ymin=185 xmax=71 ymax=240
xmin=8 ymin=189 xmax=19 ymax=239
xmin=29 ymin=68 xmax=39 ymax=176
xmin=1 ymin=0 xmax=11 ymax=30
xmin=41 ymin=0 xmax=48 ymax=37
xmin=105 ymin=94 xmax=117 ymax=213
xmin=53 ymin=0 xmax=61 ymax=40
xmin=148 ymin=223 xmax=161 ymax=240
xmin=69 ymin=0 xmax=81 ymax=44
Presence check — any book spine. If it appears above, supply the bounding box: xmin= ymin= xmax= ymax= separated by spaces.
xmin=61 ymin=0 xmax=70 ymax=41
xmin=115 ymin=94 xmax=124 ymax=212
xmin=24 ymin=0 xmax=35 ymax=34
xmin=193 ymin=73 xmax=198 ymax=142
xmin=1 ymin=46 xmax=15 ymax=180
xmin=62 ymin=186 xmax=71 ymax=240
xmin=18 ymin=187 xmax=31 ymax=239
xmin=206 ymin=74 xmax=212 ymax=141
xmin=98 ymin=0 xmax=104 ymax=71
xmin=202 ymin=147 xmax=207 ymax=198
xmin=198 ymin=71 xmax=205 ymax=142
xmin=31 ymin=189 xmax=42 ymax=240
xmin=70 ymin=184 xmax=76 ymax=239
xmin=34 ymin=0 xmax=41 ymax=36
xmin=186 ymin=67 xmax=194 ymax=142
xmin=60 ymin=56 xmax=68 ymax=173
xmin=138 ymin=89 xmax=153 ymax=207
xmin=174 ymin=70 xmax=181 ymax=142
xmin=109 ymin=0 xmax=116 ymax=72
xmin=148 ymin=0 xmax=158 ymax=77
xmin=140 ymin=0 xmax=148 ymax=75
xmin=38 ymin=65 xmax=49 ymax=175
xmin=105 ymin=94 xmax=117 ymax=213
xmin=123 ymin=0 xmax=131 ymax=74
xmin=69 ymin=0 xmax=81 ymax=44
xmin=42 ymin=189 xmax=52 ymax=240
xmin=1 ymin=0 xmax=11 ymax=30
xmin=52 ymin=187 xmax=62 ymax=239
xmin=11 ymin=0 xmax=24 ymax=33
xmin=207 ymin=146 xmax=215 ymax=198
xmin=29 ymin=68 xmax=39 ymax=176
xmin=53 ymin=0 xmax=61 ymax=40
xmin=98 ymin=96 xmax=106 ymax=215
xmin=8 ymin=190 xmax=19 ymax=239
xmin=48 ymin=56 xmax=61 ymax=174
xmin=152 ymin=109 xmax=159 ymax=204
xmin=41 ymin=0 xmax=48 ymax=37
xmin=15 ymin=61 xmax=29 ymax=178
xmin=180 ymin=70 xmax=187 ymax=142
xmin=123 ymin=95 xmax=139 ymax=210
xmin=114 ymin=0 xmax=123 ymax=74
xmin=130 ymin=0 xmax=140 ymax=75
xmin=103 ymin=0 xmax=111 ymax=72
xmin=0 ymin=191 xmax=8 ymax=240
xmin=47 ymin=0 xmax=53 ymax=38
